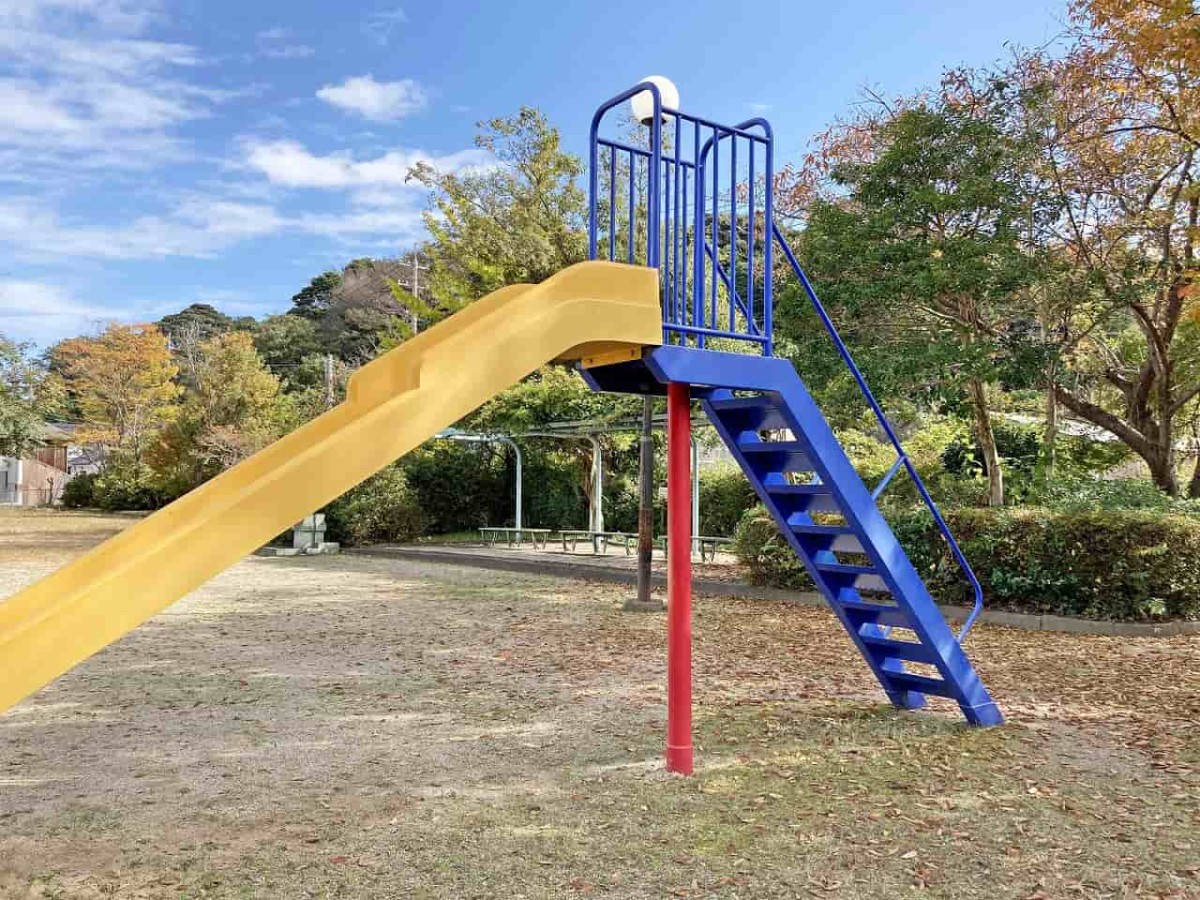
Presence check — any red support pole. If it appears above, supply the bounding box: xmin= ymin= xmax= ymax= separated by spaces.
xmin=665 ymin=381 xmax=694 ymax=775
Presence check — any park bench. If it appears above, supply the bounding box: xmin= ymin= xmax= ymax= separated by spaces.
xmin=656 ymin=535 xmax=734 ymax=563
xmin=478 ymin=526 xmax=552 ymax=549
xmin=558 ymin=530 xmax=634 ymax=554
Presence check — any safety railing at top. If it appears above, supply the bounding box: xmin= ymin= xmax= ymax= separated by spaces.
xmin=771 ymin=227 xmax=985 ymax=640
xmin=588 ymin=83 xmax=774 ymax=355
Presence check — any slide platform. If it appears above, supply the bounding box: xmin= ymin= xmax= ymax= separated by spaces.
xmin=0 ymin=261 xmax=661 ymax=714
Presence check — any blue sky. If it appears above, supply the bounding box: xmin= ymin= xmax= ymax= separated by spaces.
xmin=0 ymin=0 xmax=1068 ymax=347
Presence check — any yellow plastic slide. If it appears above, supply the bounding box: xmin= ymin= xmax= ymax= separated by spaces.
xmin=0 ymin=261 xmax=661 ymax=715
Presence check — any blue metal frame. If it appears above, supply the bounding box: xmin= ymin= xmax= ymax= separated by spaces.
xmin=584 ymin=85 xmax=998 ymax=724
xmin=588 ymin=89 xmax=983 ymax=640
xmin=589 ymin=83 xmax=774 ymax=354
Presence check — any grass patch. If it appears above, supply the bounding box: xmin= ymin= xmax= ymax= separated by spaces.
xmin=0 ymin=517 xmax=1196 ymax=899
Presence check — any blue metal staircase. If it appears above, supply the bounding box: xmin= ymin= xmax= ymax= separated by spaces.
xmin=643 ymin=347 xmax=1001 ymax=727
xmin=585 ymin=83 xmax=1002 ymax=727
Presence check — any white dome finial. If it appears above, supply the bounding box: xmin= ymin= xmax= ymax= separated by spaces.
xmin=630 ymin=76 xmax=679 ymax=125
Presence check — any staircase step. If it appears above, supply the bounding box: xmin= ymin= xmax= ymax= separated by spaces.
xmin=737 ymin=440 xmax=813 ymax=472
xmin=764 ymin=482 xmax=841 ymax=514
xmin=884 ymin=670 xmax=956 ymax=699
xmin=708 ymin=396 xmax=791 ymax=431
xmin=816 ymin=562 xmax=888 ymax=593
xmin=836 ymin=598 xmax=911 ymax=629
xmin=790 ymin=523 xmax=864 ymax=554
xmin=860 ymin=634 xmax=939 ymax=665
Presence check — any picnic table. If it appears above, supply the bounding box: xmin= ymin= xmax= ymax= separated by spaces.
xmin=478 ymin=526 xmax=552 ymax=549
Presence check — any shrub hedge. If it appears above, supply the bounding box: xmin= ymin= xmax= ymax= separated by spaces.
xmin=324 ymin=465 xmax=424 ymax=546
xmin=698 ymin=464 xmax=757 ymax=536
xmin=59 ymin=473 xmax=98 ymax=509
xmin=60 ymin=467 xmax=164 ymax=511
xmin=732 ymin=504 xmax=1200 ymax=621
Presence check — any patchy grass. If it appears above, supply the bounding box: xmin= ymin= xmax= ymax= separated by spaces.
xmin=0 ymin=511 xmax=1196 ymax=899
xmin=0 ymin=506 xmax=135 ymax=567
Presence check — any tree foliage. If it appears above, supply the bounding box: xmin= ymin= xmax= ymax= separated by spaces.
xmin=411 ymin=107 xmax=587 ymax=306
xmin=158 ymin=303 xmax=247 ymax=343
xmin=252 ymin=314 xmax=323 ymax=381
xmin=791 ymin=79 xmax=1049 ymax=504
xmin=1019 ymin=1 xmax=1200 ymax=496
xmin=0 ymin=335 xmax=62 ymax=458
xmin=290 ymin=271 xmax=342 ymax=320
xmin=151 ymin=331 xmax=284 ymax=491
xmin=780 ymin=0 xmax=1200 ymax=498
xmin=51 ymin=324 xmax=180 ymax=471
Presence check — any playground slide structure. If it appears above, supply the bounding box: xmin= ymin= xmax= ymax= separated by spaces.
xmin=0 ymin=262 xmax=661 ymax=714
xmin=1 ymin=84 xmax=1002 ymax=743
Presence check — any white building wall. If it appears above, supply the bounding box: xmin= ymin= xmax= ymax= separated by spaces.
xmin=0 ymin=458 xmax=21 ymax=505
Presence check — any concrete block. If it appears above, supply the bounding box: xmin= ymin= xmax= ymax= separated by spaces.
xmin=293 ymin=514 xmax=327 ymax=550
xmin=256 ymin=546 xmax=302 ymax=557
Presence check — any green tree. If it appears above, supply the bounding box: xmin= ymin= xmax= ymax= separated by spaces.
xmin=0 ymin=335 xmax=63 ymax=457
xmin=1006 ymin=4 xmax=1200 ymax=497
xmin=151 ymin=331 xmax=285 ymax=492
xmin=290 ymin=271 xmax=342 ymax=320
xmin=253 ymin=314 xmax=323 ymax=383
xmin=158 ymin=304 xmax=240 ymax=343
xmin=793 ymin=81 xmax=1048 ymax=505
xmin=410 ymin=107 xmax=587 ymax=307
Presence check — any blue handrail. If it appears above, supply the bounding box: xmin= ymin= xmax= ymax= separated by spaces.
xmin=771 ymin=222 xmax=985 ymax=641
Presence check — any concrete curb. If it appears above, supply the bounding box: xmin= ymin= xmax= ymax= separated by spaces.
xmin=354 ymin=545 xmax=1200 ymax=638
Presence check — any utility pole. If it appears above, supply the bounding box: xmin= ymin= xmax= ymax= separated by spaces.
xmin=400 ymin=253 xmax=429 ymax=335
xmin=323 ymin=354 xmax=335 ymax=409
xmin=626 ymin=395 xmax=661 ymax=610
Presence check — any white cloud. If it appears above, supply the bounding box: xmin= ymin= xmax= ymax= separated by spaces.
xmin=242 ymin=139 xmax=491 ymax=188
xmin=0 ymin=0 xmax=161 ymax=34
xmin=0 ymin=187 xmax=438 ymax=261
xmin=362 ymin=7 xmax=407 ymax=46
xmin=0 ymin=196 xmax=284 ymax=261
xmin=255 ymin=27 xmax=314 ymax=60
xmin=0 ymin=0 xmax=213 ymax=175
xmin=316 ymin=75 xmax=427 ymax=122
xmin=0 ymin=279 xmax=112 ymax=345
xmin=0 ymin=280 xmax=96 ymax=317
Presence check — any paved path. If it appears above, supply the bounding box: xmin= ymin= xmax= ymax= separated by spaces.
xmin=355 ymin=543 xmax=1199 ymax=637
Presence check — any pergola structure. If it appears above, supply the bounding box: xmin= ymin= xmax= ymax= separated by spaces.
xmin=435 ymin=413 xmax=718 ymax=555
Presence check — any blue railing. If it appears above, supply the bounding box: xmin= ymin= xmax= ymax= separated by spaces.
xmin=771 ymin=224 xmax=985 ymax=640
xmin=589 ymin=84 xmax=774 ymax=354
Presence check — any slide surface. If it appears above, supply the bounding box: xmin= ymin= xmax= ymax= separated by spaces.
xmin=0 ymin=261 xmax=661 ymax=714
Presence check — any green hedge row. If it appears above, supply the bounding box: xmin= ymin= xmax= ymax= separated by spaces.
xmin=732 ymin=504 xmax=1200 ymax=622
xmin=325 ymin=466 xmax=424 ymax=546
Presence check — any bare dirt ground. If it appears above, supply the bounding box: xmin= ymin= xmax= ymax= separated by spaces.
xmin=0 ymin=507 xmax=1197 ymax=900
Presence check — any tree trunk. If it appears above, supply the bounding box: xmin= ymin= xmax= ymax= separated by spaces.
xmin=968 ymin=377 xmax=1004 ymax=507
xmin=1052 ymin=384 xmax=1182 ymax=496
xmin=1041 ymin=383 xmax=1058 ymax=484
xmin=627 ymin=396 xmax=660 ymax=610
xmin=1146 ymin=445 xmax=1180 ymax=496
xmin=1189 ymin=451 xmax=1200 ymax=499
